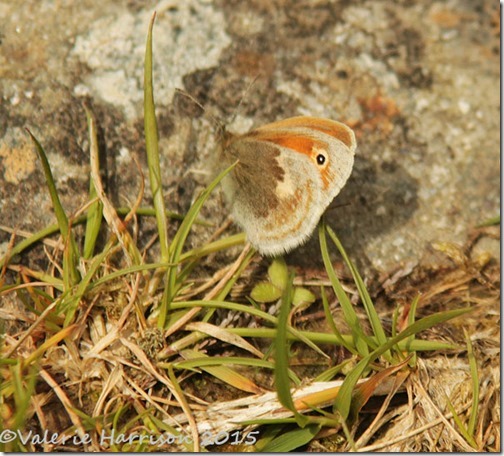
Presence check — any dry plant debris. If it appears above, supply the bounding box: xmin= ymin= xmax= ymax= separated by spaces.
xmin=0 ymin=221 xmax=499 ymax=452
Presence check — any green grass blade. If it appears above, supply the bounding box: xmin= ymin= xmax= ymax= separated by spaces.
xmin=465 ymin=329 xmax=479 ymax=438
xmin=170 ymin=355 xmax=274 ymax=370
xmin=320 ymin=285 xmax=358 ymax=355
xmin=214 ymin=248 xmax=255 ymax=303
xmin=158 ymin=161 xmax=237 ymax=327
xmin=165 ymin=247 xmax=256 ymax=348
xmin=171 ymin=356 xmax=299 ymax=388
xmin=0 ymin=207 xmax=187 ymax=270
xmin=26 ymin=129 xmax=81 ymax=287
xmin=392 ymin=305 xmax=399 ymax=338
xmin=335 ymin=307 xmax=473 ymax=420
xmin=173 ymin=350 xmax=264 ymax=394
xmin=319 ymin=222 xmax=370 ymax=355
xmin=406 ymin=294 xmax=420 ymax=366
xmin=313 ymin=359 xmax=354 ymax=382
xmin=274 ymin=271 xmax=309 ymax=427
xmin=11 ymin=363 xmax=37 ymax=432
xmin=261 ymin=423 xmax=321 ymax=452
xmin=61 ymin=242 xmax=112 ymax=326
xmin=476 ymin=215 xmax=500 ymax=227
xmin=166 ymin=365 xmax=197 ymax=451
xmin=325 ymin=224 xmax=390 ymax=360
xmin=168 ymin=161 xmax=238 ymax=264
xmin=144 ymin=12 xmax=169 ymax=262
xmin=179 ymin=233 xmax=246 ymax=262
xmin=83 ymin=107 xmax=104 ymax=259
xmin=445 ymin=396 xmax=478 ymax=448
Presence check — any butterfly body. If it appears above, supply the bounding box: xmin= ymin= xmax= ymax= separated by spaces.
xmin=220 ymin=116 xmax=356 ymax=256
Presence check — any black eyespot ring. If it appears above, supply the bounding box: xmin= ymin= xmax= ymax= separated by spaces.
xmin=316 ymin=154 xmax=326 ymax=165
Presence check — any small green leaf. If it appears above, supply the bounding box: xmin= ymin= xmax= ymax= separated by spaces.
xmin=292 ymin=287 xmax=316 ymax=308
xmin=477 ymin=215 xmax=500 ymax=227
xmin=268 ymin=258 xmax=288 ymax=289
xmin=262 ymin=424 xmax=321 ymax=452
xmin=251 ymin=282 xmax=282 ymax=303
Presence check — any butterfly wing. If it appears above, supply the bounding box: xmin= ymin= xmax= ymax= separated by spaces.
xmin=222 ymin=117 xmax=356 ymax=256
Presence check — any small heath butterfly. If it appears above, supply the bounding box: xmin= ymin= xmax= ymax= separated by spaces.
xmin=218 ymin=116 xmax=356 ymax=256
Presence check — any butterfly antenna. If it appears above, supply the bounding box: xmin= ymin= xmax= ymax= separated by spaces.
xmin=228 ymin=74 xmax=261 ymax=125
xmin=174 ymin=88 xmax=224 ymax=134
xmin=174 ymin=88 xmax=206 ymax=112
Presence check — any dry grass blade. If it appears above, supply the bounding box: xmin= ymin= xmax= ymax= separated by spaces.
xmin=39 ymin=369 xmax=86 ymax=442
xmin=176 ymin=349 xmax=264 ymax=394
xmin=23 ymin=325 xmax=77 ymax=366
xmin=163 ymin=243 xmax=252 ymax=340
xmin=413 ymin=372 xmax=478 ymax=452
xmin=88 ymin=118 xmax=141 ymax=266
xmin=82 ymin=107 xmax=104 ymax=260
xmin=354 ymin=370 xmax=410 ymax=449
xmin=185 ymin=321 xmax=263 ymax=358
xmin=356 ymin=400 xmax=474 ymax=452
xmin=162 ymin=375 xmax=404 ymax=436
xmin=4 ymin=299 xmax=58 ymax=358
xmin=119 ymin=337 xmax=200 ymax=449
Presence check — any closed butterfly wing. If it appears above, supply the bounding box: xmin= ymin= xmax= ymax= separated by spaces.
xmin=221 ymin=116 xmax=356 ymax=256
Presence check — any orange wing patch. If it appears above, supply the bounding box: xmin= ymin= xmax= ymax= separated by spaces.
xmin=261 ymin=135 xmax=319 ymax=157
xmin=250 ymin=131 xmax=333 ymax=189
xmin=308 ymin=120 xmax=355 ymax=150
xmin=255 ymin=116 xmax=355 ymax=150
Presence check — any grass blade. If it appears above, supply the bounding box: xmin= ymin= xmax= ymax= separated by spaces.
xmin=320 ymin=285 xmax=358 ymax=355
xmin=405 ymin=294 xmax=420 ymax=366
xmin=319 ymin=222 xmax=370 ymax=355
xmin=465 ymin=329 xmax=479 ymax=438
xmin=274 ymin=271 xmax=309 ymax=427
xmin=158 ymin=161 xmax=237 ymax=327
xmin=335 ymin=307 xmax=473 ymax=420
xmin=144 ymin=11 xmax=169 ymax=262
xmin=26 ymin=129 xmax=81 ymax=287
xmin=325 ymin=224 xmax=390 ymax=360
xmin=82 ymin=107 xmax=104 ymax=259
xmin=261 ymin=423 xmax=321 ymax=452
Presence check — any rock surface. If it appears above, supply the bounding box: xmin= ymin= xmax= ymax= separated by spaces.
xmin=0 ymin=0 xmax=499 ymax=273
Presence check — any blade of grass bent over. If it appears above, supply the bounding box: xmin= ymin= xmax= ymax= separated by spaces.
xmin=175 ymin=349 xmax=264 ymax=394
xmin=26 ymin=129 xmax=81 ymax=288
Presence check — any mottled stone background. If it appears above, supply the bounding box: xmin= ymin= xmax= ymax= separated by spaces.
xmin=0 ymin=0 xmax=499 ymax=273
